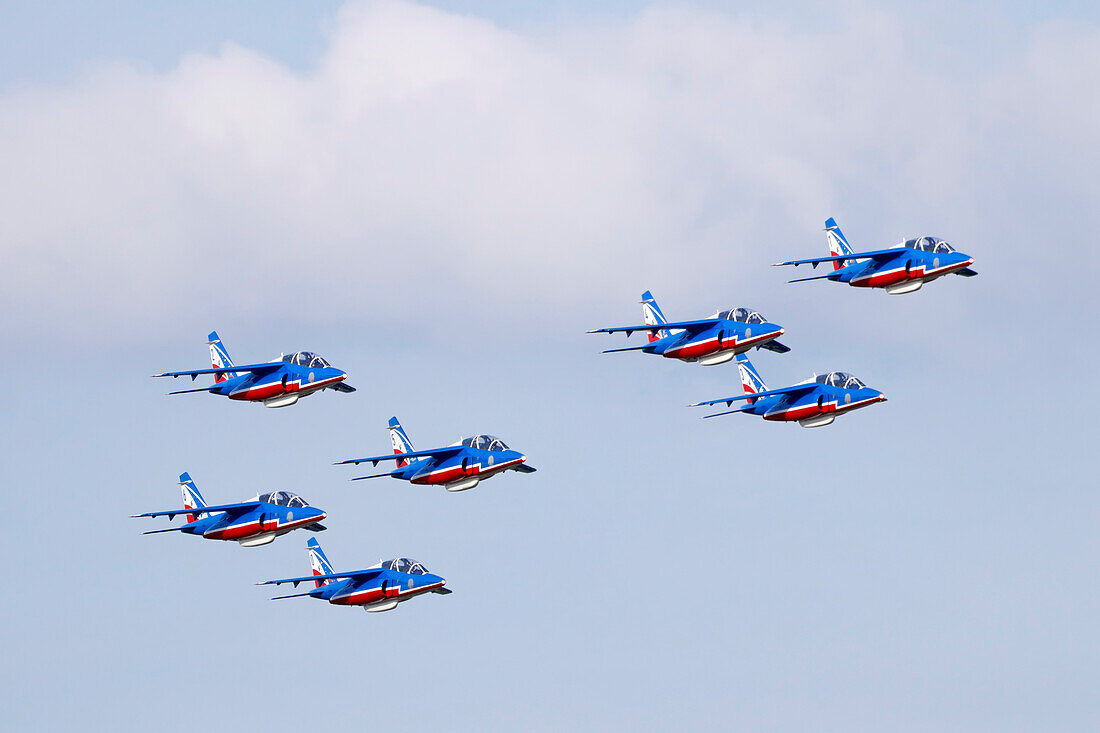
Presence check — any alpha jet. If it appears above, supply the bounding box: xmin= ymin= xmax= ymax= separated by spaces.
xmin=132 ymin=472 xmax=327 ymax=547
xmin=689 ymin=353 xmax=886 ymax=428
xmin=335 ymin=416 xmax=535 ymax=492
xmin=153 ymin=331 xmax=355 ymax=408
xmin=587 ymin=291 xmax=788 ymax=366
xmin=774 ymin=217 xmax=977 ymax=295
xmin=258 ymin=538 xmax=450 ymax=613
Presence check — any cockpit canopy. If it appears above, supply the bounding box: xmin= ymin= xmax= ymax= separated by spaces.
xmin=257 ymin=491 xmax=309 ymax=508
xmin=719 ymin=307 xmax=768 ymax=324
xmin=904 ymin=236 xmax=955 ymax=254
xmin=815 ymin=372 xmax=868 ymax=390
xmin=281 ymin=351 xmax=332 ymax=368
xmin=382 ymin=558 xmax=429 ymax=575
xmin=460 ymin=434 xmax=510 ymax=451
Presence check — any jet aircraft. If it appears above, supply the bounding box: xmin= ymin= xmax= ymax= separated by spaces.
xmin=587 ymin=291 xmax=789 ymax=366
xmin=335 ymin=416 xmax=535 ymax=492
xmin=132 ymin=472 xmax=327 ymax=547
xmin=689 ymin=353 xmax=886 ymax=428
xmin=153 ymin=331 xmax=355 ymax=407
xmin=258 ymin=538 xmax=450 ymax=613
xmin=774 ymin=217 xmax=977 ymax=295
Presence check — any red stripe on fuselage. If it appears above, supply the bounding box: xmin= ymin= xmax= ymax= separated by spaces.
xmin=331 ymin=580 xmax=445 ymax=606
xmin=665 ymin=330 xmax=781 ymax=360
xmin=203 ymin=512 xmax=324 ymax=541
xmin=229 ymin=374 xmax=346 ymax=401
xmin=409 ymin=457 xmax=525 ymax=485
xmin=852 ymin=258 xmax=971 ymax=288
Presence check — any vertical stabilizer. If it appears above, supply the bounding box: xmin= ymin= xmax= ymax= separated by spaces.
xmin=307 ymin=538 xmax=335 ymax=588
xmin=735 ymin=353 xmax=768 ymax=403
xmin=641 ymin=291 xmax=670 ymax=343
xmin=179 ymin=472 xmax=208 ymax=524
xmin=207 ymin=331 xmax=237 ymax=383
xmin=388 ymin=416 xmax=415 ymax=468
xmin=825 ymin=217 xmax=854 ymax=271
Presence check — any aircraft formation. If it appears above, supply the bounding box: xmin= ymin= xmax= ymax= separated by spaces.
xmin=138 ymin=216 xmax=974 ymax=613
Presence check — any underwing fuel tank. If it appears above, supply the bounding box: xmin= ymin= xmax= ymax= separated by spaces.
xmin=238 ymin=532 xmax=277 ymax=547
xmin=698 ymin=351 xmax=735 ymax=366
xmin=264 ymin=393 xmax=300 ymax=408
xmin=364 ymin=598 xmax=400 ymax=613
xmin=885 ymin=280 xmax=923 ymax=295
xmin=444 ymin=477 xmax=480 ymax=492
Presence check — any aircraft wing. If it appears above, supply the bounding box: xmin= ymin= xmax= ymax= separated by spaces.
xmin=329 ymin=382 xmax=357 ymax=392
xmin=131 ymin=501 xmax=262 ymax=521
xmin=152 ymin=362 xmax=284 ymax=379
xmin=258 ymin=568 xmax=385 ymax=588
xmin=586 ymin=318 xmax=719 ymax=337
xmin=758 ymin=340 xmax=790 ymax=353
xmin=334 ymin=446 xmax=464 ymax=468
xmin=773 ymin=248 xmax=906 ymax=268
xmin=689 ymin=382 xmax=820 ymax=408
xmin=955 ymin=267 xmax=978 ymax=277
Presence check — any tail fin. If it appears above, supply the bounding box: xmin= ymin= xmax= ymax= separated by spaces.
xmin=207 ymin=331 xmax=237 ymax=383
xmin=179 ymin=472 xmax=208 ymax=523
xmin=735 ymin=353 xmax=768 ymax=402
xmin=825 ymin=217 xmax=854 ymax=271
xmin=388 ymin=416 xmax=415 ymax=468
xmin=641 ymin=290 xmax=670 ymax=343
xmin=307 ymin=538 xmax=336 ymax=588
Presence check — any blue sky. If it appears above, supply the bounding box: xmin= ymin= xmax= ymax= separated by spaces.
xmin=1 ymin=1 xmax=1097 ymax=730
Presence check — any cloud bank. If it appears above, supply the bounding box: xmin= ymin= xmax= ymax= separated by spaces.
xmin=1 ymin=1 xmax=1097 ymax=342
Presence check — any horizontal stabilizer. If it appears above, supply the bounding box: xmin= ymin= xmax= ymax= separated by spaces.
xmin=350 ymin=470 xmax=402 ymax=481
xmin=336 ymin=446 xmax=462 ymax=467
xmin=167 ymin=386 xmax=218 ymax=395
xmin=329 ymin=382 xmax=356 ymax=393
xmin=774 ymin=247 xmax=903 ymax=268
xmin=513 ymin=464 xmax=537 ymax=473
xmin=259 ymin=568 xmax=384 ymax=588
xmin=142 ymin=526 xmax=189 ymax=535
xmin=132 ymin=500 xmax=261 ymax=520
xmin=690 ymin=382 xmax=818 ymax=407
xmin=758 ymin=339 xmax=790 ymax=353
xmin=588 ymin=318 xmax=717 ymax=337
xmin=271 ymin=588 xmax=324 ymax=601
xmin=955 ymin=267 xmax=978 ymax=277
xmin=788 ymin=272 xmax=838 ymax=284
xmin=153 ymin=361 xmax=283 ymax=379
xmin=701 ymin=406 xmax=756 ymax=419
xmin=601 ymin=345 xmax=651 ymax=353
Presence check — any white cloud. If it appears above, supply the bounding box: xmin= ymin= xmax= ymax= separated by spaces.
xmin=1 ymin=1 xmax=1096 ymax=342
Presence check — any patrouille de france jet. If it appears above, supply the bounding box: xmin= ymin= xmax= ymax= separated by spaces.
xmin=587 ymin=291 xmax=789 ymax=366
xmin=334 ymin=417 xmax=535 ymax=492
xmin=153 ymin=331 xmax=355 ymax=408
xmin=132 ymin=472 xmax=327 ymax=547
xmin=689 ymin=353 xmax=886 ymax=428
xmin=258 ymin=538 xmax=451 ymax=613
xmin=774 ymin=217 xmax=977 ymax=295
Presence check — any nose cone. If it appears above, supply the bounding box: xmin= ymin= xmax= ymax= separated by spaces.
xmin=874 ymin=389 xmax=887 ymax=403
xmin=313 ymin=508 xmax=328 ymax=521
